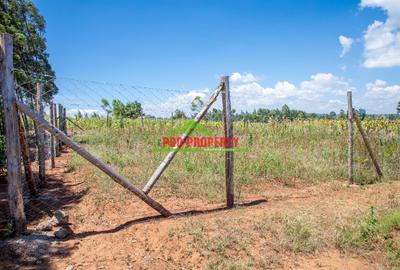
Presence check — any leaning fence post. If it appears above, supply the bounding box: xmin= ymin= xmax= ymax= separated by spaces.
xmin=0 ymin=33 xmax=26 ymax=233
xmin=18 ymin=115 xmax=36 ymax=195
xmin=221 ymin=76 xmax=234 ymax=208
xmin=50 ymin=102 xmax=56 ymax=168
xmin=36 ymin=83 xmax=45 ymax=183
xmin=352 ymin=108 xmax=383 ymax=178
xmin=17 ymin=101 xmax=172 ymax=217
xmin=347 ymin=91 xmax=354 ymax=185
xmin=142 ymin=83 xmax=224 ymax=194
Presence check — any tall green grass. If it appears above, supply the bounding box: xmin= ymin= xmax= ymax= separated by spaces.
xmin=67 ymin=118 xmax=400 ymax=201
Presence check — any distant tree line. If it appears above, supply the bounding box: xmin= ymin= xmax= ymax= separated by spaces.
xmin=78 ymin=97 xmax=400 ymax=123
xmin=172 ymin=99 xmax=400 ymax=122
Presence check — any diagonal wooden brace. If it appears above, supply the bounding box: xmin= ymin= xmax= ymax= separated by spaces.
xmin=16 ymin=101 xmax=171 ymax=217
xmin=143 ymin=82 xmax=224 ymax=194
xmin=352 ymin=108 xmax=383 ymax=178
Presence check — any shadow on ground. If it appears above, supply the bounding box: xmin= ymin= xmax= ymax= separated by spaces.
xmin=71 ymin=199 xmax=268 ymax=240
xmin=0 ymin=149 xmax=87 ymax=270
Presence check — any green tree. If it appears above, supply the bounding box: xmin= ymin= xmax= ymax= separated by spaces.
xmin=191 ymin=96 xmax=204 ymax=117
xmin=207 ymin=108 xmax=223 ymax=121
xmin=339 ymin=109 xmax=346 ymax=119
xmin=0 ymin=0 xmax=57 ymax=100
xmin=281 ymin=104 xmax=290 ymax=119
xmin=101 ymin=98 xmax=112 ymax=126
xmin=0 ymin=0 xmax=56 ymax=168
xmin=75 ymin=111 xmax=82 ymax=119
xmin=172 ymin=109 xmax=186 ymax=119
xmin=124 ymin=101 xmax=143 ymax=119
xmin=112 ymin=99 xmax=125 ymax=118
xmin=357 ymin=108 xmax=367 ymax=120
xmin=397 ymin=101 xmax=400 ymax=115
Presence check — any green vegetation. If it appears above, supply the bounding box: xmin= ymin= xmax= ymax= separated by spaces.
xmin=68 ymin=117 xmax=399 ymax=202
xmin=0 ymin=0 xmax=56 ymax=167
xmin=336 ymin=207 xmax=400 ymax=268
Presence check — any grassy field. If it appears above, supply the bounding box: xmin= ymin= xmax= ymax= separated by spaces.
xmin=10 ymin=117 xmax=398 ymax=269
xmin=68 ymin=117 xmax=400 ymax=202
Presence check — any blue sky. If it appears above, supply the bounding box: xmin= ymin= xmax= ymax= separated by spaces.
xmin=34 ymin=0 xmax=400 ymax=115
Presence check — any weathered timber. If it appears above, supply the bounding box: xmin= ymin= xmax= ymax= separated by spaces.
xmin=353 ymin=109 xmax=383 ymax=178
xmin=18 ymin=115 xmax=36 ymax=195
xmin=142 ymin=83 xmax=224 ymax=194
xmin=17 ymin=101 xmax=171 ymax=217
xmin=50 ymin=102 xmax=56 ymax=168
xmin=36 ymin=83 xmax=45 ymax=182
xmin=347 ymin=91 xmax=354 ymax=184
xmin=0 ymin=33 xmax=26 ymax=233
xmin=221 ymin=76 xmax=234 ymax=207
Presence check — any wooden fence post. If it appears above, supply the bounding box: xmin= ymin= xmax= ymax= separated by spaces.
xmin=58 ymin=104 xmax=63 ymax=148
xmin=54 ymin=103 xmax=60 ymax=156
xmin=18 ymin=115 xmax=36 ymax=195
xmin=353 ymin=109 xmax=383 ymax=178
xmin=221 ymin=76 xmax=234 ymax=208
xmin=50 ymin=102 xmax=56 ymax=168
xmin=347 ymin=91 xmax=354 ymax=185
xmin=63 ymin=107 xmax=67 ymax=135
xmin=0 ymin=33 xmax=26 ymax=233
xmin=36 ymin=83 xmax=45 ymax=183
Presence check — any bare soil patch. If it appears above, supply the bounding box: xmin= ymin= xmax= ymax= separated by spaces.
xmin=1 ymin=150 xmax=399 ymax=269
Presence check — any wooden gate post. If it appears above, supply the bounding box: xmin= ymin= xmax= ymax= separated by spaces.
xmin=50 ymin=102 xmax=56 ymax=168
xmin=0 ymin=33 xmax=26 ymax=233
xmin=347 ymin=91 xmax=354 ymax=185
xmin=221 ymin=76 xmax=234 ymax=208
xmin=36 ymin=83 xmax=45 ymax=182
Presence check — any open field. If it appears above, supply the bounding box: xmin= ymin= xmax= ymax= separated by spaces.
xmin=1 ymin=118 xmax=400 ymax=269
xmin=70 ymin=117 xmax=400 ymax=195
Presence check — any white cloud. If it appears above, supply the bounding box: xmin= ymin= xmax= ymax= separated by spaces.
xmin=365 ymin=79 xmax=400 ymax=97
xmin=230 ymin=72 xmax=259 ymax=84
xmin=139 ymin=73 xmax=399 ymax=117
xmin=229 ymin=72 xmax=352 ymax=113
xmin=145 ymin=88 xmax=210 ymax=117
xmin=358 ymin=79 xmax=400 ymax=113
xmin=339 ymin=35 xmax=354 ymax=57
xmin=361 ymin=0 xmax=400 ymax=68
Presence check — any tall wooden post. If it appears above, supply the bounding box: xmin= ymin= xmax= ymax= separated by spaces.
xmin=36 ymin=83 xmax=45 ymax=183
xmin=0 ymin=33 xmax=26 ymax=233
xmin=54 ymin=103 xmax=60 ymax=156
xmin=347 ymin=91 xmax=354 ymax=185
xmin=50 ymin=102 xmax=56 ymax=168
xmin=58 ymin=104 xmax=63 ymax=148
xmin=221 ymin=76 xmax=234 ymax=208
xmin=63 ymin=107 xmax=67 ymax=135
